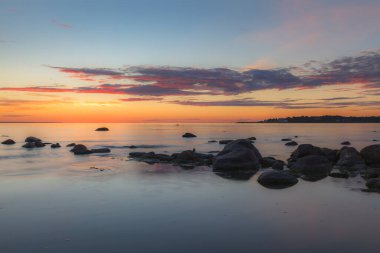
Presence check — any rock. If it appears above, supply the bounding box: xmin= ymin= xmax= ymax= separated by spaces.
xmin=51 ymin=143 xmax=61 ymax=148
xmin=341 ymin=141 xmax=351 ymax=145
xmin=208 ymin=140 xmax=217 ymax=143
xmin=361 ymin=167 xmax=380 ymax=179
xmin=70 ymin=144 xmax=92 ymax=155
xmin=213 ymin=139 xmax=262 ymax=171
xmin=285 ymin=141 xmax=298 ymax=146
xmin=281 ymin=138 xmax=292 ymax=141
xmin=366 ymin=178 xmax=380 ymax=190
xmin=373 ymin=139 xmax=378 ymax=142
xmin=95 ymin=127 xmax=109 ymax=131
xmin=129 ymin=150 xmax=212 ymax=166
xmin=288 ymin=144 xmax=325 ymax=163
xmin=1 ymin=139 xmax=15 ymax=145
xmin=294 ymin=135 xmax=298 ymax=138
xmin=219 ymin=140 xmax=234 ymax=144
xmin=182 ymin=133 xmax=196 ymax=138
xmin=329 ymin=169 xmax=349 ymax=179
xmin=247 ymin=137 xmax=256 ymax=140
xmin=22 ymin=141 xmax=45 ymax=148
xmin=261 ymin=157 xmax=277 ymax=168
xmin=25 ymin=136 xmax=41 ymax=143
xmin=289 ymin=155 xmax=332 ymax=178
xmin=22 ymin=142 xmax=36 ymax=148
xmin=173 ymin=150 xmax=213 ymax=165
xmin=321 ymin=148 xmax=339 ymax=163
xmin=90 ymin=148 xmax=111 ymax=153
xmin=257 ymin=170 xmax=298 ymax=189
xmin=272 ymin=160 xmax=285 ymax=170
xmin=66 ymin=143 xmax=76 ymax=147
xmin=360 ymin=144 xmax=380 ymax=168
xmin=335 ymin=146 xmax=366 ymax=171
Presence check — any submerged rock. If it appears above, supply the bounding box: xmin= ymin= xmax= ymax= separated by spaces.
xmin=95 ymin=127 xmax=109 ymax=131
xmin=258 ymin=170 xmax=298 ymax=189
xmin=51 ymin=143 xmax=61 ymax=148
xmin=285 ymin=141 xmax=298 ymax=146
xmin=70 ymin=144 xmax=92 ymax=155
xmin=91 ymin=148 xmax=111 ymax=153
xmin=22 ymin=141 xmax=45 ymax=148
xmin=208 ymin=140 xmax=217 ymax=143
xmin=360 ymin=144 xmax=380 ymax=168
xmin=366 ymin=178 xmax=380 ymax=190
xmin=219 ymin=140 xmax=234 ymax=144
xmin=341 ymin=141 xmax=351 ymax=145
xmin=66 ymin=143 xmax=76 ymax=147
xmin=281 ymin=138 xmax=292 ymax=141
xmin=182 ymin=132 xmax=197 ymax=138
xmin=213 ymin=139 xmax=262 ymax=171
xmin=2 ymin=139 xmax=15 ymax=145
xmin=25 ymin=136 xmax=41 ymax=143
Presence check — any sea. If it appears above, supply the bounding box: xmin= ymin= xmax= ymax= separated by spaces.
xmin=0 ymin=123 xmax=379 ymax=253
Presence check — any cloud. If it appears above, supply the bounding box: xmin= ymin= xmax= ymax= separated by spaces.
xmin=318 ymin=96 xmax=365 ymax=101
xmin=2 ymin=50 xmax=379 ymax=105
xmin=120 ymin=97 xmax=163 ymax=102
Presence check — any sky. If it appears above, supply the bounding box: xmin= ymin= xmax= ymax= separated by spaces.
xmin=0 ymin=0 xmax=379 ymax=122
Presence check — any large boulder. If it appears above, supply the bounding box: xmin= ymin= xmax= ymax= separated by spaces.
xmin=213 ymin=139 xmax=262 ymax=171
xmin=258 ymin=170 xmax=298 ymax=189
xmin=366 ymin=178 xmax=380 ymax=190
xmin=289 ymin=155 xmax=332 ymax=179
xmin=335 ymin=147 xmax=366 ymax=171
xmin=360 ymin=144 xmax=380 ymax=168
xmin=288 ymin=144 xmax=324 ymax=163
xmin=321 ymin=148 xmax=339 ymax=163
xmin=25 ymin=136 xmax=41 ymax=143
xmin=2 ymin=139 xmax=15 ymax=145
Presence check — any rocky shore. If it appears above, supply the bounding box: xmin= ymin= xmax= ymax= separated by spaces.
xmin=2 ymin=132 xmax=380 ymax=192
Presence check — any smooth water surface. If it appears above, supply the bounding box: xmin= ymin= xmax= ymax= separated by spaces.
xmin=0 ymin=123 xmax=379 ymax=253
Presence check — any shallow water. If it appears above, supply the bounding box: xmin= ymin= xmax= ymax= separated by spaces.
xmin=0 ymin=123 xmax=379 ymax=253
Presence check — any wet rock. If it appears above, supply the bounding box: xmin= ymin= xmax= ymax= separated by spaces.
xmin=22 ymin=141 xmax=45 ymax=148
xmin=182 ymin=132 xmax=196 ymax=138
xmin=66 ymin=143 xmax=76 ymax=147
xmin=51 ymin=143 xmax=61 ymax=148
xmin=173 ymin=150 xmax=213 ymax=165
xmin=360 ymin=144 xmax=380 ymax=168
xmin=373 ymin=139 xmax=378 ymax=142
xmin=247 ymin=137 xmax=256 ymax=141
xmin=272 ymin=160 xmax=285 ymax=170
xmin=208 ymin=140 xmax=217 ymax=143
xmin=335 ymin=146 xmax=366 ymax=171
xmin=261 ymin=157 xmax=277 ymax=168
xmin=341 ymin=141 xmax=351 ymax=145
xmin=329 ymin=169 xmax=349 ymax=179
xmin=1 ymin=139 xmax=15 ymax=145
xmin=285 ymin=141 xmax=298 ymax=146
xmin=288 ymin=144 xmax=325 ymax=163
xmin=361 ymin=167 xmax=380 ymax=179
xmin=70 ymin=144 xmax=92 ymax=155
xmin=25 ymin=136 xmax=41 ymax=143
xmin=366 ymin=178 xmax=380 ymax=190
xmin=95 ymin=127 xmax=109 ymax=131
xmin=294 ymin=135 xmax=298 ymax=138
xmin=281 ymin=138 xmax=292 ymax=141
xmin=321 ymin=148 xmax=339 ymax=163
xmin=91 ymin=148 xmax=111 ymax=153
xmin=213 ymin=139 xmax=262 ymax=171
xmin=219 ymin=140 xmax=234 ymax=145
xmin=129 ymin=150 xmax=212 ymax=166
xmin=289 ymin=155 xmax=332 ymax=178
xmin=258 ymin=170 xmax=298 ymax=189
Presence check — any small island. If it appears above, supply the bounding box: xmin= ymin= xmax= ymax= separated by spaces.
xmin=237 ymin=116 xmax=380 ymax=123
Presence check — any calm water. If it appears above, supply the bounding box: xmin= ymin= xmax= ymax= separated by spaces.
xmin=0 ymin=123 xmax=379 ymax=253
